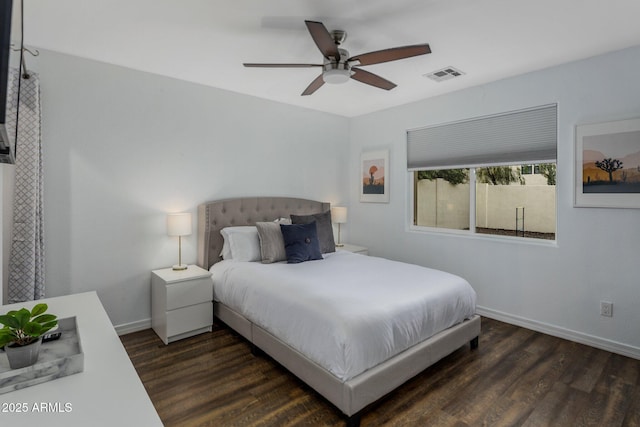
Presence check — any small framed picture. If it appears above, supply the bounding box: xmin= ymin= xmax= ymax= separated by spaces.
xmin=575 ymin=117 xmax=640 ymax=208
xmin=360 ymin=149 xmax=389 ymax=203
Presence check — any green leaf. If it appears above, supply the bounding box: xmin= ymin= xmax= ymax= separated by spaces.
xmin=0 ymin=328 xmax=15 ymax=339
xmin=30 ymin=303 xmax=48 ymax=317
xmin=32 ymin=314 xmax=57 ymax=324
xmin=14 ymin=308 xmax=31 ymax=328
xmin=39 ymin=321 xmax=58 ymax=335
xmin=0 ymin=314 xmax=20 ymax=329
xmin=0 ymin=328 xmax=17 ymax=347
xmin=23 ymin=322 xmax=43 ymax=337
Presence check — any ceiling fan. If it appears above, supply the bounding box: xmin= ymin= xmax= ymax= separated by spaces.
xmin=244 ymin=20 xmax=431 ymax=96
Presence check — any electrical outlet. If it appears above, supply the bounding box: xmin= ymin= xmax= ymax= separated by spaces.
xmin=600 ymin=301 xmax=613 ymax=317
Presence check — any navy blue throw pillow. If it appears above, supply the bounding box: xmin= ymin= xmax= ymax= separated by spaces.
xmin=280 ymin=222 xmax=323 ymax=264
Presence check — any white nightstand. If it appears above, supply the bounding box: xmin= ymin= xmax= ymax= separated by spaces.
xmin=151 ymin=264 xmax=213 ymax=345
xmin=336 ymin=243 xmax=368 ymax=255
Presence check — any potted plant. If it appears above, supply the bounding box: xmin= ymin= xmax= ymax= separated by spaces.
xmin=0 ymin=303 xmax=58 ymax=369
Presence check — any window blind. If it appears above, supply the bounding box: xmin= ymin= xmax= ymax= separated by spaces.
xmin=407 ymin=104 xmax=557 ymax=170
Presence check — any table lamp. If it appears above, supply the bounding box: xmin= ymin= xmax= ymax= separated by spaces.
xmin=331 ymin=207 xmax=347 ymax=247
xmin=167 ymin=212 xmax=191 ymax=270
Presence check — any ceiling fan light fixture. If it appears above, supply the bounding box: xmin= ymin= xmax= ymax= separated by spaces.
xmin=323 ymin=68 xmax=351 ymax=84
xmin=245 ymin=20 xmax=431 ymax=95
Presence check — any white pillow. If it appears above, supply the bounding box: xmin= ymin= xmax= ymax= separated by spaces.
xmin=219 ymin=226 xmax=261 ymax=262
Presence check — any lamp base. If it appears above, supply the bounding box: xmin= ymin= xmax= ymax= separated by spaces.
xmin=335 ymin=243 xmax=344 ymax=247
xmin=172 ymin=264 xmax=188 ymax=271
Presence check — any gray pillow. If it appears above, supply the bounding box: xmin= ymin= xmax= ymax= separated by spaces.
xmin=290 ymin=210 xmax=336 ymax=253
xmin=256 ymin=222 xmax=287 ymax=263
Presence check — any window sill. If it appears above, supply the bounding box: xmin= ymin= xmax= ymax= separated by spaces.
xmin=407 ymin=224 xmax=558 ymax=248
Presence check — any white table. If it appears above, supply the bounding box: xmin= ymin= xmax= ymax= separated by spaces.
xmin=0 ymin=292 xmax=162 ymax=427
xmin=336 ymin=243 xmax=368 ymax=255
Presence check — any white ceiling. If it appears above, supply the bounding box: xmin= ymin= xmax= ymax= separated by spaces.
xmin=22 ymin=0 xmax=640 ymax=117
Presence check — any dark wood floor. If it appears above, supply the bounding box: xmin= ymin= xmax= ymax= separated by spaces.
xmin=121 ymin=318 xmax=640 ymax=426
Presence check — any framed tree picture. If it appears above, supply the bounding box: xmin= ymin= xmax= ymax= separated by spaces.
xmin=360 ymin=149 xmax=389 ymax=203
xmin=575 ymin=117 xmax=640 ymax=208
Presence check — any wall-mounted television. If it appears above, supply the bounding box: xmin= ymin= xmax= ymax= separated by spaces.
xmin=0 ymin=0 xmax=16 ymax=164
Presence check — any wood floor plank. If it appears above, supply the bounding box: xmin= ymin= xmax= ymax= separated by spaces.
xmin=520 ymin=381 xmax=589 ymax=427
xmin=622 ymin=387 xmax=640 ymax=427
xmin=120 ymin=318 xmax=640 ymax=427
xmin=599 ymin=353 xmax=640 ymax=388
xmin=559 ymin=342 xmax=611 ymax=393
xmin=442 ymin=347 xmax=537 ymax=422
xmin=470 ymin=397 xmax=531 ymax=427
xmin=579 ymin=359 xmax=637 ymax=427
xmin=505 ymin=337 xmax=567 ymax=405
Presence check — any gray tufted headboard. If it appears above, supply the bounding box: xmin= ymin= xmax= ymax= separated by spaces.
xmin=197 ymin=197 xmax=330 ymax=270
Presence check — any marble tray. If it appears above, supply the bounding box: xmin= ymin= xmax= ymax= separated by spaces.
xmin=0 ymin=316 xmax=84 ymax=394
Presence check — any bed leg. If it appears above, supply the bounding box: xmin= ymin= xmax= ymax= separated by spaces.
xmin=346 ymin=412 xmax=361 ymax=427
xmin=470 ymin=336 xmax=479 ymax=350
xmin=250 ymin=343 xmax=265 ymax=357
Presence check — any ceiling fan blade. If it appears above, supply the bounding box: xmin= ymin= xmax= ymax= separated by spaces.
xmin=350 ymin=44 xmax=431 ymax=66
xmin=243 ymin=63 xmax=322 ymax=68
xmin=351 ymin=68 xmax=397 ymax=90
xmin=301 ymin=74 xmax=325 ymax=96
xmin=305 ymin=20 xmax=340 ymax=61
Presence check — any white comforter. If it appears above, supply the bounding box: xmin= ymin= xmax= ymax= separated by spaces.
xmin=210 ymin=251 xmax=476 ymax=381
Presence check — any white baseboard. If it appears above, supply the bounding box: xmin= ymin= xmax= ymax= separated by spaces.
xmin=476 ymin=306 xmax=640 ymax=361
xmin=114 ymin=318 xmax=151 ymax=336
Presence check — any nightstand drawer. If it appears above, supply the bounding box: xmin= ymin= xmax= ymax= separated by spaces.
xmin=166 ymin=302 xmax=213 ymax=337
xmin=165 ymin=277 xmax=212 ymax=310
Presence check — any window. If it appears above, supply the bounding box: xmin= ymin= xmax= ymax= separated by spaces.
xmin=521 ymin=164 xmax=543 ymax=175
xmin=414 ymin=168 xmax=470 ymax=231
xmin=408 ymin=105 xmax=557 ymax=241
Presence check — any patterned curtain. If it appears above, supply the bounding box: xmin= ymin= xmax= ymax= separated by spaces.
xmin=6 ymin=68 xmax=45 ymax=302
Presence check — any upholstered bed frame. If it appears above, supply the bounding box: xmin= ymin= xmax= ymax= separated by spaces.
xmin=197 ymin=197 xmax=481 ymax=426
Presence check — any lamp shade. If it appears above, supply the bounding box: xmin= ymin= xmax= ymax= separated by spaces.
xmin=331 ymin=207 xmax=348 ymax=224
xmin=167 ymin=213 xmax=192 ymax=237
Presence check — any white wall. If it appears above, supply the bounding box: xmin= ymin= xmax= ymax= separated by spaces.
xmin=349 ymin=46 xmax=640 ymax=358
xmin=22 ymin=50 xmax=349 ymax=331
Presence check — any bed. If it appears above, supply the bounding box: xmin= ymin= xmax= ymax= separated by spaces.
xmin=197 ymin=197 xmax=480 ymax=426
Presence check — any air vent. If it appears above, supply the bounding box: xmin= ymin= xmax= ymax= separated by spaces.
xmin=424 ymin=66 xmax=465 ymax=82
